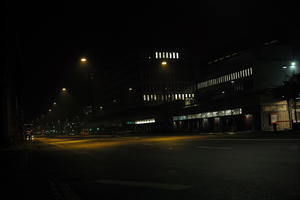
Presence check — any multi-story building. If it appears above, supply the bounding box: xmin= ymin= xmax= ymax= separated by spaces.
xmin=172 ymin=40 xmax=300 ymax=132
xmin=92 ymin=41 xmax=300 ymax=134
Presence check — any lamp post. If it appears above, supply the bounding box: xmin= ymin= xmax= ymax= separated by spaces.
xmin=79 ymin=57 xmax=95 ymax=115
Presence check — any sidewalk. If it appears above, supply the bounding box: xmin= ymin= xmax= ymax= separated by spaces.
xmin=0 ymin=143 xmax=53 ymax=200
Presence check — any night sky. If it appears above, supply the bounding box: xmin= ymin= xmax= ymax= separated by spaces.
xmin=11 ymin=1 xmax=298 ymax=122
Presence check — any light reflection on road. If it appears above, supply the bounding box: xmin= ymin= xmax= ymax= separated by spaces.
xmin=36 ymin=135 xmax=209 ymax=149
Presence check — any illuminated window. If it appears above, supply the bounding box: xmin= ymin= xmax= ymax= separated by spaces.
xmin=169 ymin=52 xmax=172 ymax=58
xmin=155 ymin=52 xmax=158 ymax=59
xmin=154 ymin=95 xmax=157 ymax=101
xmin=185 ymin=94 xmax=188 ymax=98
xmin=192 ymin=94 xmax=194 ymax=97
xmin=175 ymin=94 xmax=178 ymax=100
xmin=166 ymin=52 xmax=168 ymax=58
xmin=163 ymin=52 xmax=165 ymax=58
xmin=172 ymin=52 xmax=176 ymax=59
xmin=178 ymin=94 xmax=181 ymax=99
xmin=147 ymin=95 xmax=150 ymax=101
xmin=250 ymin=67 xmax=253 ymax=75
xmin=150 ymin=94 xmax=153 ymax=100
xmin=188 ymin=94 xmax=191 ymax=98
xmin=176 ymin=52 xmax=179 ymax=59
xmin=143 ymin=95 xmax=146 ymax=101
xmin=159 ymin=52 xmax=161 ymax=58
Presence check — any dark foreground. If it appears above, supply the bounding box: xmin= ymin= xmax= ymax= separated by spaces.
xmin=1 ymin=134 xmax=300 ymax=200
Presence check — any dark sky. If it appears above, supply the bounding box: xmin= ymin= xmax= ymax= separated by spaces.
xmin=11 ymin=1 xmax=298 ymax=122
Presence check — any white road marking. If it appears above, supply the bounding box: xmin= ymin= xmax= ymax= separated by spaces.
xmin=94 ymin=180 xmax=191 ymax=190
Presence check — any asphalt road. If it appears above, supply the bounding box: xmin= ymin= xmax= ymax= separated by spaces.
xmin=3 ymin=135 xmax=300 ymax=200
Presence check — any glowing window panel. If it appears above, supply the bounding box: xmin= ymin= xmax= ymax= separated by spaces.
xmin=169 ymin=52 xmax=172 ymax=58
xmin=166 ymin=52 xmax=168 ymax=58
xmin=159 ymin=52 xmax=161 ymax=58
xmin=135 ymin=118 xmax=155 ymax=124
xmin=250 ymin=67 xmax=253 ymax=75
xmin=176 ymin=52 xmax=179 ymax=59
xmin=150 ymin=95 xmax=153 ymax=100
xmin=154 ymin=95 xmax=157 ymax=101
xmin=182 ymin=94 xmax=185 ymax=100
xmin=192 ymin=94 xmax=194 ymax=97
xmin=155 ymin=52 xmax=158 ymax=59
xmin=147 ymin=95 xmax=150 ymax=101
xmin=225 ymin=110 xmax=232 ymax=116
xmin=143 ymin=95 xmax=146 ymax=101
xmin=162 ymin=52 xmax=165 ymax=58
xmin=175 ymin=94 xmax=178 ymax=100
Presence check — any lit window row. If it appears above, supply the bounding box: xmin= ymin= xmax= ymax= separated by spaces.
xmin=135 ymin=118 xmax=155 ymax=124
xmin=197 ymin=67 xmax=253 ymax=89
xmin=143 ymin=93 xmax=194 ymax=101
xmin=173 ymin=108 xmax=242 ymax=121
xmin=155 ymin=52 xmax=179 ymax=59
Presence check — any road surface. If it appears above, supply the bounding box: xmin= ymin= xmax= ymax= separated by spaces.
xmin=2 ymin=135 xmax=300 ymax=200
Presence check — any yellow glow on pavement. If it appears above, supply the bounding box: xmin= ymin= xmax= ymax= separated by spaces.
xmin=35 ymin=135 xmax=209 ymax=149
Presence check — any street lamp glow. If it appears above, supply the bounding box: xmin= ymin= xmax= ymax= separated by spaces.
xmin=291 ymin=62 xmax=296 ymax=66
xmin=81 ymin=57 xmax=87 ymax=63
xmin=161 ymin=61 xmax=167 ymax=66
xmin=62 ymin=88 xmax=67 ymax=92
xmin=129 ymin=87 xmax=133 ymax=91
xmin=49 ymin=109 xmax=52 ymax=112
xmin=53 ymin=102 xmax=57 ymax=105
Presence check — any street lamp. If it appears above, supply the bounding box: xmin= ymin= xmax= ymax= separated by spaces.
xmin=53 ymin=102 xmax=57 ymax=105
xmin=290 ymin=62 xmax=296 ymax=70
xmin=161 ymin=61 xmax=167 ymax=67
xmin=62 ymin=88 xmax=67 ymax=92
xmin=80 ymin=57 xmax=87 ymax=63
